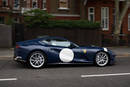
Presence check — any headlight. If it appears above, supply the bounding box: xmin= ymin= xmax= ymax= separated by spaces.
xmin=103 ymin=48 xmax=108 ymax=52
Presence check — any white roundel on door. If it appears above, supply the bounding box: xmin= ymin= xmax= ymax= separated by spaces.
xmin=59 ymin=48 xmax=74 ymax=63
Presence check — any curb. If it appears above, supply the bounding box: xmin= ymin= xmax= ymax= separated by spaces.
xmin=0 ymin=56 xmax=13 ymax=60
xmin=116 ymin=54 xmax=130 ymax=58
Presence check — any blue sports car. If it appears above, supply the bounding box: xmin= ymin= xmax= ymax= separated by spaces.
xmin=14 ymin=36 xmax=116 ymax=68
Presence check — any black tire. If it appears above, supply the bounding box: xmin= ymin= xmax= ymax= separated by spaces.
xmin=95 ymin=51 xmax=109 ymax=67
xmin=28 ymin=51 xmax=47 ymax=69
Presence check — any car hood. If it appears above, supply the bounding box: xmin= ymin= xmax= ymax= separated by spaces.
xmin=78 ymin=45 xmax=103 ymax=49
xmin=77 ymin=46 xmax=110 ymax=52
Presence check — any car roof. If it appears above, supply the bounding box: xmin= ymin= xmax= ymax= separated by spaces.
xmin=40 ymin=36 xmax=68 ymax=41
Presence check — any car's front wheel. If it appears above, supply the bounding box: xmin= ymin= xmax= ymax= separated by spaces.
xmin=28 ymin=51 xmax=46 ymax=69
xmin=95 ymin=52 xmax=109 ymax=67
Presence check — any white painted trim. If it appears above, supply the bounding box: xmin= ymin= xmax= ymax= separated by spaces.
xmin=120 ymin=0 xmax=125 ymax=1
xmin=81 ymin=73 xmax=130 ymax=78
xmin=0 ymin=78 xmax=17 ymax=81
xmin=128 ymin=14 xmax=130 ymax=31
xmin=42 ymin=8 xmax=47 ymax=10
xmin=51 ymin=14 xmax=80 ymax=17
xmin=88 ymin=7 xmax=95 ymax=22
xmin=58 ymin=7 xmax=69 ymax=10
xmin=101 ymin=7 xmax=109 ymax=31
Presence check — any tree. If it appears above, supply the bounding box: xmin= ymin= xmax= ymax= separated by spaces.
xmin=114 ymin=0 xmax=130 ymax=45
xmin=24 ymin=9 xmax=53 ymax=28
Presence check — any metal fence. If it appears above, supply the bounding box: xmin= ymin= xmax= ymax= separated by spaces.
xmin=13 ymin=23 xmax=102 ymax=46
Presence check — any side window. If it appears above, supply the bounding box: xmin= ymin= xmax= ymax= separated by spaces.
xmin=50 ymin=39 xmax=71 ymax=47
xmin=42 ymin=39 xmax=51 ymax=44
xmin=41 ymin=38 xmax=78 ymax=48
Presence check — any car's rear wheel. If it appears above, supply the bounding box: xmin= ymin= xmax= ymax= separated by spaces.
xmin=95 ymin=52 xmax=109 ymax=67
xmin=28 ymin=51 xmax=46 ymax=69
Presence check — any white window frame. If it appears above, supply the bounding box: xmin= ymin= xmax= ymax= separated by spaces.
xmin=42 ymin=0 xmax=46 ymax=10
xmin=58 ymin=0 xmax=69 ymax=10
xmin=13 ymin=0 xmax=20 ymax=9
xmin=88 ymin=7 xmax=95 ymax=22
xmin=101 ymin=7 xmax=109 ymax=30
xmin=128 ymin=14 xmax=130 ymax=31
xmin=32 ymin=0 xmax=38 ymax=8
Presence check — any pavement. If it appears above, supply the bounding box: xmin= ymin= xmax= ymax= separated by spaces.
xmin=0 ymin=48 xmax=14 ymax=59
xmin=108 ymin=47 xmax=130 ymax=57
xmin=0 ymin=56 xmax=130 ymax=87
xmin=0 ymin=47 xmax=130 ymax=58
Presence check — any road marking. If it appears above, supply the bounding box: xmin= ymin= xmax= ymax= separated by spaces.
xmin=81 ymin=73 xmax=130 ymax=78
xmin=0 ymin=78 xmax=17 ymax=81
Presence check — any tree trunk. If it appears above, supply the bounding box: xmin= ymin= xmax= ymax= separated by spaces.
xmin=113 ymin=0 xmax=120 ymax=45
xmin=114 ymin=0 xmax=129 ymax=45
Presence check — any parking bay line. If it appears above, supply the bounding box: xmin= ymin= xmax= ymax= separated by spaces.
xmin=0 ymin=78 xmax=17 ymax=81
xmin=81 ymin=73 xmax=130 ymax=78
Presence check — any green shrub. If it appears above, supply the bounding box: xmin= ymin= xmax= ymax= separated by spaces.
xmin=24 ymin=9 xmax=53 ymax=28
xmin=45 ymin=20 xmax=100 ymax=29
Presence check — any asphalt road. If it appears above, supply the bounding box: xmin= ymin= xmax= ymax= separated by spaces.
xmin=0 ymin=57 xmax=130 ymax=87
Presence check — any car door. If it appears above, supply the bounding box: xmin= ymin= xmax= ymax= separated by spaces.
xmin=43 ymin=38 xmax=72 ymax=63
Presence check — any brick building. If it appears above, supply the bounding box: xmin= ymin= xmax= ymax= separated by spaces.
xmin=0 ymin=0 xmax=130 ymax=43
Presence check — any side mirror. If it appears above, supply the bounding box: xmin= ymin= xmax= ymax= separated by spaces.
xmin=69 ymin=43 xmax=77 ymax=49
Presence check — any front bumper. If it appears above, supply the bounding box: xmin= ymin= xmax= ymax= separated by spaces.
xmin=14 ymin=56 xmax=26 ymax=62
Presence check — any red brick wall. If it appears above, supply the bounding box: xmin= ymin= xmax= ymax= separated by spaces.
xmin=0 ymin=0 xmax=2 ymax=6
xmin=46 ymin=0 xmax=51 ymax=13
xmin=86 ymin=0 xmax=114 ymax=36
xmin=54 ymin=16 xmax=80 ymax=20
xmin=124 ymin=8 xmax=130 ymax=35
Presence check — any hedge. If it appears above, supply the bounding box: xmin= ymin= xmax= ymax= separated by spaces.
xmin=26 ymin=20 xmax=100 ymax=29
xmin=39 ymin=20 xmax=100 ymax=29
xmin=24 ymin=9 xmax=100 ymax=29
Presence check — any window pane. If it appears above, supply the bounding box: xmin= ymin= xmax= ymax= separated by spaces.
xmin=105 ymin=18 xmax=108 ymax=28
xmin=88 ymin=7 xmax=94 ymax=22
xmin=59 ymin=0 xmax=68 ymax=9
xmin=32 ymin=0 xmax=37 ymax=8
xmin=2 ymin=0 xmax=8 ymax=7
xmin=90 ymin=8 xmax=94 ymax=13
xmin=14 ymin=0 xmax=19 ymax=8
xmin=89 ymin=14 xmax=94 ymax=22
xmin=128 ymin=14 xmax=130 ymax=29
xmin=101 ymin=19 xmax=105 ymax=28
xmin=0 ymin=16 xmax=5 ymax=24
xmin=101 ymin=7 xmax=109 ymax=30
xmin=106 ymin=8 xmax=108 ymax=17
xmin=43 ymin=0 xmax=46 ymax=9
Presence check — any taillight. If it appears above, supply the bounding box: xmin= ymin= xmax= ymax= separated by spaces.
xmin=16 ymin=45 xmax=20 ymax=48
